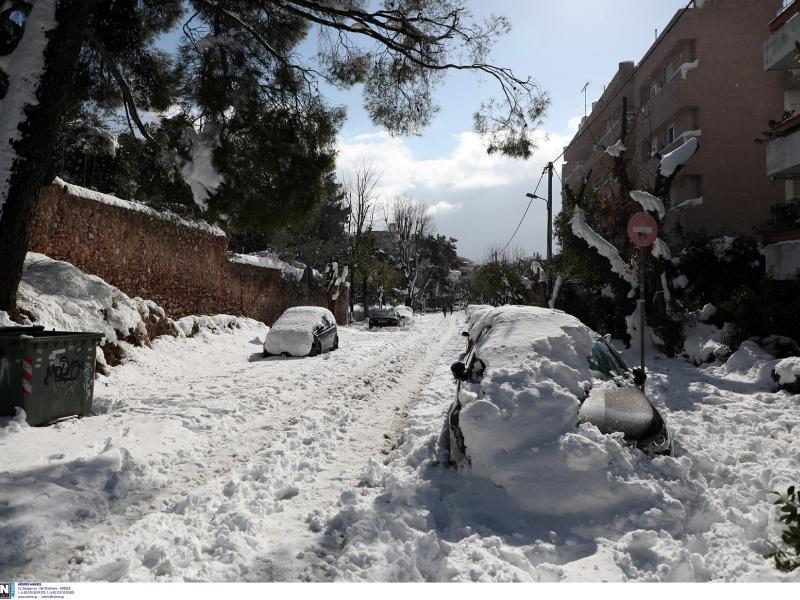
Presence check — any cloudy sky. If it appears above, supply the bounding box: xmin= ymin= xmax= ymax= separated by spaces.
xmin=327 ymin=0 xmax=689 ymax=261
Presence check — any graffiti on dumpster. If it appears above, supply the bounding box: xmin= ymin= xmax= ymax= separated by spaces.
xmin=45 ymin=356 xmax=83 ymax=385
xmin=44 ymin=349 xmax=84 ymax=403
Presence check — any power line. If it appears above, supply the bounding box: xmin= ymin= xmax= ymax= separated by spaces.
xmin=500 ymin=168 xmax=546 ymax=256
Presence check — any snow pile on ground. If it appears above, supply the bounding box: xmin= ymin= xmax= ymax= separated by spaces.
xmin=682 ymin=322 xmax=728 ymax=365
xmin=7 ymin=253 xmax=176 ymax=367
xmin=2 ymin=253 xmax=258 ymax=368
xmin=263 ymin=306 xmax=334 ymax=357
xmin=174 ymin=314 xmax=263 ymax=338
xmin=773 ymin=357 xmax=800 ymax=392
xmin=52 ymin=177 xmax=224 ymax=237
xmin=682 ymin=305 xmax=728 ymax=365
xmin=456 ymin=307 xmax=672 ymax=516
xmin=719 ymin=341 xmax=778 ymax=387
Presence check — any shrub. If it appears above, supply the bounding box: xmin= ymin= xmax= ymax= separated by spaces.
xmin=765 ymin=485 xmax=800 ymax=572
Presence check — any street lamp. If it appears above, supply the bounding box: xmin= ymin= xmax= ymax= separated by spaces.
xmin=526 ymin=161 xmax=554 ymax=299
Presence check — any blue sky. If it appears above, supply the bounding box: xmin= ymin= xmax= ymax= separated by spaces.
xmin=329 ymin=0 xmax=690 ymax=260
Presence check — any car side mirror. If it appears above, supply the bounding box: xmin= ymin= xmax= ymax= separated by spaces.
xmin=632 ymin=367 xmax=647 ymax=387
xmin=461 ymin=331 xmax=469 ymax=337
xmin=451 ymin=361 xmax=468 ymax=381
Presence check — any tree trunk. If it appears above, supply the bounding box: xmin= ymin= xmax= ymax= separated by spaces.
xmin=0 ymin=0 xmax=96 ymax=313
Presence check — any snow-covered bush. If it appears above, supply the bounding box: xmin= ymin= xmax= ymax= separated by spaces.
xmin=772 ymin=357 xmax=800 ymax=394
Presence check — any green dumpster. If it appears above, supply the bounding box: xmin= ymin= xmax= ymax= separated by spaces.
xmin=0 ymin=327 xmax=104 ymax=426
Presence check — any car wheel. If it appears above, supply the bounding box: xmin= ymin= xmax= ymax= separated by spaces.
xmin=309 ymin=340 xmax=322 ymax=357
xmin=332 ymin=334 xmax=339 ymax=350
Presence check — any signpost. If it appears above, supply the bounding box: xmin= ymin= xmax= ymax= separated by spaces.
xmin=627 ymin=212 xmax=658 ymax=385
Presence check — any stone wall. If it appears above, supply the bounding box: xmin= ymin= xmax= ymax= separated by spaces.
xmin=30 ymin=184 xmax=348 ymax=325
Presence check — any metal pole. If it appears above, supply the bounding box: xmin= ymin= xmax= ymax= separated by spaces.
xmin=639 ymin=246 xmax=646 ymax=383
xmin=546 ymin=162 xmax=553 ymax=300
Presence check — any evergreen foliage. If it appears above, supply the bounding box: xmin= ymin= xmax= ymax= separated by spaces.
xmin=765 ymin=485 xmax=800 ymax=572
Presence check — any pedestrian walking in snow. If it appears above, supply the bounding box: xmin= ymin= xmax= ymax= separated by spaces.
xmin=443 ymin=306 xmax=447 ymax=317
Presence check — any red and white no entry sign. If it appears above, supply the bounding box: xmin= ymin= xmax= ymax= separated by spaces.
xmin=627 ymin=212 xmax=658 ymax=247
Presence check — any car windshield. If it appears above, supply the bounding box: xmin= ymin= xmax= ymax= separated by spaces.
xmin=587 ymin=339 xmax=628 ymax=381
xmin=372 ymin=309 xmax=395 ymax=317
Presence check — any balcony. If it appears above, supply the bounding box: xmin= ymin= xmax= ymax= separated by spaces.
xmin=764 ymin=8 xmax=800 ymax=71
xmin=767 ymin=127 xmax=800 ymax=177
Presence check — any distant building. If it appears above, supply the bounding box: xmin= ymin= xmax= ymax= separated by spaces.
xmin=562 ymin=0 xmax=788 ymax=243
xmin=455 ymin=256 xmax=476 ymax=278
xmin=762 ymin=0 xmax=800 ymax=279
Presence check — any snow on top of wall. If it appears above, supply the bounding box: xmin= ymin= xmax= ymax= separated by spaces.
xmin=571 ymin=207 xmax=636 ymax=287
xmin=52 ymin=177 xmax=226 ymax=238
xmin=0 ymin=0 xmax=58 ymax=219
xmin=630 ymin=190 xmax=665 ymax=218
xmin=660 ymin=137 xmax=699 ymax=177
xmin=229 ymin=252 xmax=322 ymax=283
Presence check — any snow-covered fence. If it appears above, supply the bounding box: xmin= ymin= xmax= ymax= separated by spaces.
xmin=29 ymin=182 xmax=348 ymax=325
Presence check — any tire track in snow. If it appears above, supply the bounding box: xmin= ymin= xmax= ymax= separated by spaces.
xmin=60 ymin=316 xmax=461 ymax=581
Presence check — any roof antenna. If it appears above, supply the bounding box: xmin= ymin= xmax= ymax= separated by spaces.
xmin=580 ymin=81 xmax=590 ymax=117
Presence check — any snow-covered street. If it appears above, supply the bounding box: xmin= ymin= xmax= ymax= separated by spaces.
xmin=0 ymin=314 xmax=461 ymax=581
xmin=1 ymin=309 xmax=799 ymax=582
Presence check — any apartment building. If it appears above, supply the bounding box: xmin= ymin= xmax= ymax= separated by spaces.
xmin=763 ymin=0 xmax=800 ymax=279
xmin=562 ymin=0 xmax=788 ymax=243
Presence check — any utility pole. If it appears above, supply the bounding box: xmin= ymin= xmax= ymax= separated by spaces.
xmin=546 ymin=162 xmax=553 ymax=300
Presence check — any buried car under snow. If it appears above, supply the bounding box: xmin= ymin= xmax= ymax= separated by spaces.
xmin=263 ymin=306 xmax=338 ymax=357
xmin=446 ymin=306 xmax=673 ymax=470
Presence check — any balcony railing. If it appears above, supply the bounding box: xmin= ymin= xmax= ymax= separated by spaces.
xmin=770 ymin=0 xmax=800 ymax=33
xmin=767 ymin=127 xmax=800 ymax=177
xmin=765 ymin=6 xmax=800 ymax=70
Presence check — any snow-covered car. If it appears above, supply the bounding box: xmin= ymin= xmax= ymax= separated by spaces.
xmin=446 ymin=306 xmax=673 ymax=469
xmin=263 ymin=306 xmax=338 ymax=357
xmin=462 ymin=304 xmax=494 ymax=351
xmin=368 ymin=308 xmax=403 ymax=329
xmin=394 ymin=305 xmax=414 ymax=326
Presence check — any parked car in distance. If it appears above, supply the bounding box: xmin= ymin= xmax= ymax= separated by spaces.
xmin=447 ymin=306 xmax=673 ymax=469
xmin=263 ymin=306 xmax=338 ymax=357
xmin=394 ymin=305 xmax=414 ymax=326
xmin=369 ymin=308 xmax=403 ymax=329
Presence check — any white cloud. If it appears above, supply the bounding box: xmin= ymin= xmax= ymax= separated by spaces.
xmin=336 ymin=129 xmax=571 ymax=205
xmin=567 ymin=115 xmax=584 ymax=133
xmin=429 ymin=201 xmax=461 ymax=215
